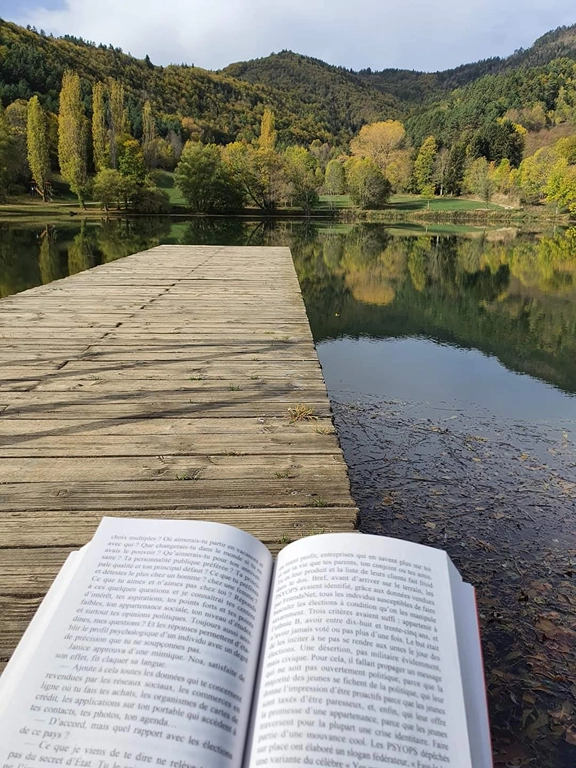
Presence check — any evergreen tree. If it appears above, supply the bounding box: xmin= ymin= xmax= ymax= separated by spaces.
xmin=92 ymin=82 xmax=109 ymax=173
xmin=26 ymin=95 xmax=50 ymax=201
xmin=444 ymin=144 xmax=466 ymax=196
xmin=58 ymin=70 xmax=88 ymax=206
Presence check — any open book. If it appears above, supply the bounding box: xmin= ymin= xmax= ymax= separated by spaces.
xmin=0 ymin=518 xmax=492 ymax=768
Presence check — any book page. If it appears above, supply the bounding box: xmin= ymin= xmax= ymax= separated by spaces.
xmin=0 ymin=548 xmax=88 ymax=718
xmin=447 ymin=565 xmax=492 ymax=768
xmin=0 ymin=518 xmax=273 ymax=768
xmin=247 ymin=534 xmax=477 ymax=768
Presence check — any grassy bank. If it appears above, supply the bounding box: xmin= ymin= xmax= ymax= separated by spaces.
xmin=0 ymin=184 xmax=571 ymax=225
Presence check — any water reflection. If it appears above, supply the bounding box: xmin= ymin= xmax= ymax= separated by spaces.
xmin=2 ymin=217 xmax=576 ymax=763
xmin=2 ymin=219 xmax=576 ymax=399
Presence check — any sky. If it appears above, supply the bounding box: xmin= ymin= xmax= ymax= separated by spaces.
xmin=2 ymin=0 xmax=575 ymax=72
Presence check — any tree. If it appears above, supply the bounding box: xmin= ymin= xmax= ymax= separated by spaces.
xmin=58 ymin=70 xmax=88 ymax=206
xmin=544 ymin=158 xmax=576 ymax=214
xmin=142 ymin=100 xmax=156 ymax=169
xmin=109 ymin=80 xmax=127 ymax=168
xmin=489 ymin=158 xmax=516 ymax=196
xmin=5 ymin=100 xmax=30 ymax=184
xmin=345 ymin=157 xmax=391 ymax=209
xmin=93 ymin=168 xmax=124 ymax=210
xmin=351 ymin=121 xmax=406 ymax=166
xmin=433 ymin=148 xmax=450 ymax=196
xmin=258 ymin=108 xmax=277 ymax=152
xmin=92 ymin=82 xmax=109 ymax=173
xmin=463 ymin=157 xmax=494 ymax=203
xmin=223 ymin=141 xmax=284 ymax=211
xmin=350 ymin=121 xmax=411 ymax=187
xmin=26 ymin=95 xmax=50 ymax=201
xmin=118 ymin=138 xmax=146 ymax=184
xmin=284 ymin=146 xmax=321 ymax=214
xmin=0 ymin=109 xmax=18 ymax=200
xmin=175 ymin=142 xmax=244 ymax=213
xmin=444 ymin=143 xmax=466 ymax=196
xmin=325 ymin=159 xmax=345 ymax=202
xmin=414 ymin=136 xmax=438 ymax=198
xmin=516 ymin=147 xmax=558 ymax=204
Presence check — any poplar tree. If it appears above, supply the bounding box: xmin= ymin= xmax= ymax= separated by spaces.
xmin=142 ymin=100 xmax=156 ymax=169
xmin=109 ymin=80 xmax=126 ymax=168
xmin=58 ymin=70 xmax=88 ymax=206
xmin=258 ymin=108 xmax=277 ymax=151
xmin=92 ymin=82 xmax=109 ymax=173
xmin=26 ymin=95 xmax=50 ymax=202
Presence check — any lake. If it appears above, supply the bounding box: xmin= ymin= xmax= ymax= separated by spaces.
xmin=1 ymin=216 xmax=576 ymax=765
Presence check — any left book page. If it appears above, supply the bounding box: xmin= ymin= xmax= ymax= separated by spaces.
xmin=0 ymin=517 xmax=274 ymax=768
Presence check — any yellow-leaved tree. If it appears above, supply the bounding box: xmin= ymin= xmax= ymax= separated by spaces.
xmin=350 ymin=120 xmax=412 ymax=190
xmin=92 ymin=82 xmax=109 ymax=173
xmin=58 ymin=70 xmax=88 ymax=206
xmin=26 ymin=95 xmax=51 ymax=202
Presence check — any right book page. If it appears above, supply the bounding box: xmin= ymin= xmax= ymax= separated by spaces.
xmin=246 ymin=533 xmax=491 ymax=768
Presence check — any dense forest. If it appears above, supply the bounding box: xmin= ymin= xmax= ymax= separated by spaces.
xmin=2 ymin=18 xmax=576 ymax=214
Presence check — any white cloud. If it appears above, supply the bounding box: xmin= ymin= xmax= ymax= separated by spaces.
xmin=12 ymin=0 xmax=576 ymax=72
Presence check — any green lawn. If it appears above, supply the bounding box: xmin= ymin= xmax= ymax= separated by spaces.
xmin=317 ymin=194 xmax=353 ymax=211
xmin=388 ymin=194 xmax=507 ymax=212
xmin=154 ymin=170 xmax=186 ymax=205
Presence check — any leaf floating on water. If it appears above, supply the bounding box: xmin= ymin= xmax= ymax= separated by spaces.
xmin=425 ymin=522 xmax=437 ymax=530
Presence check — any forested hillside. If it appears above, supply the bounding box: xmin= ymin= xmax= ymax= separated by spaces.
xmin=0 ymin=20 xmax=397 ymax=145
xmin=2 ymin=17 xmax=576 ymax=215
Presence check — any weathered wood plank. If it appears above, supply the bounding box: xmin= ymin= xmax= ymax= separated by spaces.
xmin=0 ymin=245 xmax=358 ymax=669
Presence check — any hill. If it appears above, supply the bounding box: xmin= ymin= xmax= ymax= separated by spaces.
xmin=0 ymin=18 xmax=575 ymax=152
xmin=356 ymin=23 xmax=576 ymax=103
xmin=0 ymin=20 xmax=399 ymax=146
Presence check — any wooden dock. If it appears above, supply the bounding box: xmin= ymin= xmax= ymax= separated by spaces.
xmin=0 ymin=245 xmax=357 ymax=670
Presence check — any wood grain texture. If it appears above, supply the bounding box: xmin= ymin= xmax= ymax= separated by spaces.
xmin=0 ymin=245 xmax=358 ymax=668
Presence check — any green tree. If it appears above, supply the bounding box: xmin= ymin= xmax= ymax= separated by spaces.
xmin=92 ymin=82 xmax=109 ymax=173
xmin=0 ymin=109 xmax=19 ymax=199
xmin=118 ymin=138 xmax=146 ymax=184
xmin=345 ymin=157 xmax=392 ymax=209
xmin=325 ymin=159 xmax=345 ymax=198
xmin=444 ymin=143 xmax=466 ymax=196
xmin=5 ymin=100 xmax=30 ymax=185
xmin=463 ymin=157 xmax=494 ymax=203
xmin=26 ymin=95 xmax=50 ymax=201
xmin=109 ymin=80 xmax=127 ymax=168
xmin=93 ymin=168 xmax=124 ymax=210
xmin=175 ymin=142 xmax=244 ymax=212
xmin=58 ymin=70 xmax=88 ymax=206
xmin=223 ymin=141 xmax=284 ymax=211
xmin=142 ymin=100 xmax=156 ymax=169
xmin=414 ymin=136 xmax=438 ymax=198
xmin=284 ymin=146 xmax=321 ymax=214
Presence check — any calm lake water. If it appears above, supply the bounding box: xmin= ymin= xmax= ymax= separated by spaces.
xmin=2 ymin=217 xmax=576 ymax=765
